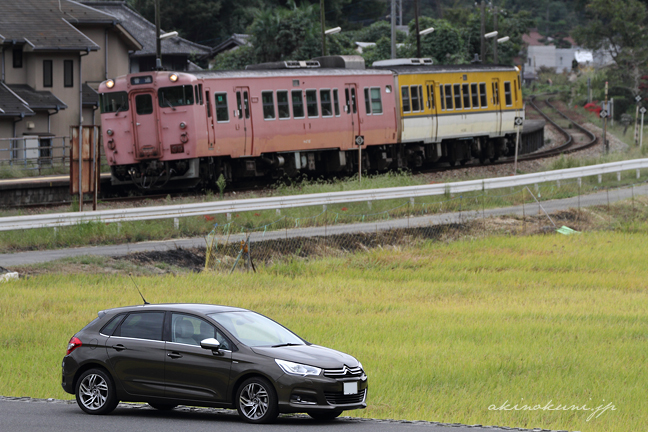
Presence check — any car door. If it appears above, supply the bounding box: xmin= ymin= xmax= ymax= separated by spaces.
xmin=164 ymin=313 xmax=233 ymax=402
xmin=105 ymin=311 xmax=166 ymax=397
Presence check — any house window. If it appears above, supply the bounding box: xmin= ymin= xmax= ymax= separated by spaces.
xmin=64 ymin=60 xmax=74 ymax=88
xmin=43 ymin=60 xmax=53 ymax=88
xmin=13 ymin=49 xmax=22 ymax=68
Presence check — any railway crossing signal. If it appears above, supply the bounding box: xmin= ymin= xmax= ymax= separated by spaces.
xmin=600 ymin=110 xmax=609 ymax=119
xmin=641 ymin=107 xmax=647 ymax=114
xmin=514 ymin=117 xmax=524 ymax=127
xmin=636 ymin=95 xmax=642 ymax=103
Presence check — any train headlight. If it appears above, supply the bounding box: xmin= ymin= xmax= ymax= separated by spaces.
xmin=107 ymin=129 xmax=114 ymax=136
xmin=106 ymin=79 xmax=115 ymax=89
xmin=169 ymin=73 xmax=178 ymax=82
xmin=179 ymin=122 xmax=186 ymax=129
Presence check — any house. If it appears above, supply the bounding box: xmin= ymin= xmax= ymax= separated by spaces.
xmin=0 ymin=0 xmax=141 ymax=160
xmin=83 ymin=1 xmax=212 ymax=73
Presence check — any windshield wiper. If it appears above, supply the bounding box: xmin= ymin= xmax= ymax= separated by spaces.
xmin=271 ymin=343 xmax=302 ymax=348
xmin=114 ymin=104 xmax=125 ymax=116
xmin=164 ymin=98 xmax=176 ymax=111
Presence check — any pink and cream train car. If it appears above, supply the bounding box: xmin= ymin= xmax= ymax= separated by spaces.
xmin=98 ymin=61 xmax=399 ymax=189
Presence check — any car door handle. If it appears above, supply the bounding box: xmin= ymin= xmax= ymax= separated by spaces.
xmin=111 ymin=344 xmax=126 ymax=351
xmin=167 ymin=352 xmax=183 ymax=359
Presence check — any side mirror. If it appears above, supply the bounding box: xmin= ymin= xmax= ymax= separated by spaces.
xmin=200 ymin=338 xmax=221 ymax=352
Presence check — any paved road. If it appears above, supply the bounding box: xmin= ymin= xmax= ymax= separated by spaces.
xmin=0 ymin=397 xmax=563 ymax=432
xmin=0 ymin=184 xmax=646 ymax=267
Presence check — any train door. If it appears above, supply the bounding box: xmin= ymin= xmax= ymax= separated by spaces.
xmin=344 ymin=84 xmax=361 ymax=147
xmin=234 ymin=87 xmax=253 ymax=155
xmin=204 ymin=87 xmax=215 ymax=148
xmin=491 ymin=78 xmax=502 ymax=135
xmin=130 ymin=90 xmax=160 ymax=159
xmin=425 ymin=80 xmax=438 ymax=142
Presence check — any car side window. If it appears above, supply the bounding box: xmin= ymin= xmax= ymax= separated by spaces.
xmin=171 ymin=313 xmax=231 ymax=350
xmin=100 ymin=314 xmax=125 ymax=336
xmin=114 ymin=312 xmax=164 ymax=341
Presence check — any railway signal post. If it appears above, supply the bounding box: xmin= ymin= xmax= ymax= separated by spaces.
xmin=513 ymin=114 xmax=524 ymax=175
xmin=640 ymin=107 xmax=646 ymax=149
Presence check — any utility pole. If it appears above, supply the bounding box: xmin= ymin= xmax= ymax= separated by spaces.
xmin=155 ymin=0 xmax=162 ymax=70
xmin=320 ymin=0 xmax=326 ymax=56
xmin=493 ymin=6 xmax=498 ymax=64
xmin=604 ymin=81 xmax=609 ymax=154
xmin=480 ymin=1 xmax=485 ymax=63
xmin=391 ymin=0 xmax=396 ymax=59
xmin=415 ymin=0 xmax=421 ymax=58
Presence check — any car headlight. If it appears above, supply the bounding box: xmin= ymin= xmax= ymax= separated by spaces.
xmin=275 ymin=359 xmax=321 ymax=376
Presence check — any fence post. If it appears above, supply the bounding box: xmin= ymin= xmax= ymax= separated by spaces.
xmin=522 ymin=187 xmax=526 ymax=234
xmin=174 ymin=218 xmax=179 ymax=230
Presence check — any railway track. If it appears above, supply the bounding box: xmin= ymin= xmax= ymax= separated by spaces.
xmin=0 ymin=95 xmax=602 ymax=209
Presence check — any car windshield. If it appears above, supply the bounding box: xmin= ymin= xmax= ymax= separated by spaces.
xmin=208 ymin=311 xmax=304 ymax=347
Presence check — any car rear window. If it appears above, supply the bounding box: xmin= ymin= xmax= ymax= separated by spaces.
xmin=114 ymin=312 xmax=164 ymax=341
xmin=100 ymin=314 xmax=125 ymax=336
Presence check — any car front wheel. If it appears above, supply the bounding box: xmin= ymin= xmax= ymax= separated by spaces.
xmin=235 ymin=377 xmax=279 ymax=423
xmin=75 ymin=368 xmax=119 ymax=415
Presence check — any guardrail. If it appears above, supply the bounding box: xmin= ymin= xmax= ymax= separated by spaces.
xmin=0 ymin=158 xmax=647 ymax=232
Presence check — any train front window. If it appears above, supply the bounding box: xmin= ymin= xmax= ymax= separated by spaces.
xmin=158 ymin=85 xmax=194 ymax=108
xmin=100 ymin=92 xmax=128 ymax=114
xmin=135 ymin=94 xmax=153 ymax=115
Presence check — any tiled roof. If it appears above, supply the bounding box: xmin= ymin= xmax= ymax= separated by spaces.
xmin=7 ymin=85 xmax=68 ymax=111
xmin=0 ymin=0 xmax=116 ymax=51
xmin=0 ymin=83 xmax=34 ymax=117
xmin=212 ymin=34 xmax=250 ymax=56
xmin=82 ymin=83 xmax=99 ymax=108
xmin=82 ymin=1 xmax=211 ymax=58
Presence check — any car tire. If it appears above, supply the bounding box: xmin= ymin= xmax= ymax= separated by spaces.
xmin=307 ymin=410 xmax=343 ymax=421
xmin=235 ymin=377 xmax=279 ymax=424
xmin=75 ymin=368 xmax=119 ymax=415
xmin=148 ymin=403 xmax=177 ymax=411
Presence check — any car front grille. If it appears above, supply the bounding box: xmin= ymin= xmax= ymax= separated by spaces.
xmin=323 ymin=365 xmax=364 ymax=378
xmin=324 ymin=388 xmax=366 ymax=405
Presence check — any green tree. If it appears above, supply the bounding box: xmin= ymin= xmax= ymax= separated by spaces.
xmin=406 ymin=17 xmax=468 ymax=64
xmin=573 ymin=0 xmax=648 ymax=96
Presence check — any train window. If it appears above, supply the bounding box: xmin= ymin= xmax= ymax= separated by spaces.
xmin=205 ymin=91 xmax=212 ymax=118
xmin=135 ymin=94 xmax=153 ymax=115
xmin=215 ymin=93 xmax=229 ymax=122
xmin=439 ymin=85 xmax=445 ymax=110
xmin=479 ymin=83 xmax=487 ymax=108
xmin=444 ymin=84 xmax=453 ymax=110
xmin=158 ymin=85 xmax=194 ymax=108
xmin=262 ymin=91 xmax=275 ymax=120
xmin=306 ymin=89 xmax=318 ymax=117
xmin=411 ymin=86 xmax=420 ymax=112
xmin=371 ymin=88 xmax=382 ymax=114
xmin=198 ymin=84 xmax=203 ymax=105
xmin=401 ymin=86 xmax=411 ymax=113
xmin=504 ymin=82 xmax=512 ymax=106
xmin=277 ymin=91 xmax=290 ymax=119
xmin=320 ymin=89 xmax=333 ymax=117
xmin=470 ymin=83 xmax=479 ymax=108
xmin=350 ymin=88 xmax=357 ymax=114
xmin=364 ymin=88 xmax=371 ymax=115
xmin=243 ymin=91 xmax=250 ymax=119
xmin=333 ymin=89 xmax=340 ymax=116
xmin=462 ymin=84 xmax=470 ymax=109
xmin=236 ymin=92 xmax=243 ymax=119
xmin=492 ymin=82 xmax=500 ymax=106
xmin=292 ymin=90 xmax=304 ymax=118
xmin=100 ymin=91 xmax=128 ymax=114
xmin=513 ymin=80 xmax=519 ymax=102
xmin=453 ymin=84 xmax=462 ymax=110
xmin=426 ymin=85 xmax=435 ymax=110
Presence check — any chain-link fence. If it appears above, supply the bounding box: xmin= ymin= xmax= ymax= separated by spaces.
xmin=204 ymin=174 xmax=648 ymax=273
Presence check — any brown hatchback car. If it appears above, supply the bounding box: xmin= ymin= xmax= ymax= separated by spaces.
xmin=61 ymin=304 xmax=367 ymax=423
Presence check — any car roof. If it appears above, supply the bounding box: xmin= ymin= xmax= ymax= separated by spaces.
xmin=99 ymin=303 xmax=249 ymax=317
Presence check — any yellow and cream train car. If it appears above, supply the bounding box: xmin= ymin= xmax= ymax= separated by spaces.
xmin=374 ymin=61 xmax=524 ymax=166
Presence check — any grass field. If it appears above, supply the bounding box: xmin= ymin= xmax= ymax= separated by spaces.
xmin=0 ymin=230 xmax=646 ymax=431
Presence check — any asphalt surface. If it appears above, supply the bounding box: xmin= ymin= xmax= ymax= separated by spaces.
xmin=0 ymin=397 xmax=566 ymax=432
xmin=0 ymin=183 xmax=646 ymax=267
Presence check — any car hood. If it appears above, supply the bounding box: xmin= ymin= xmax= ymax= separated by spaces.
xmin=251 ymin=344 xmax=359 ymax=369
